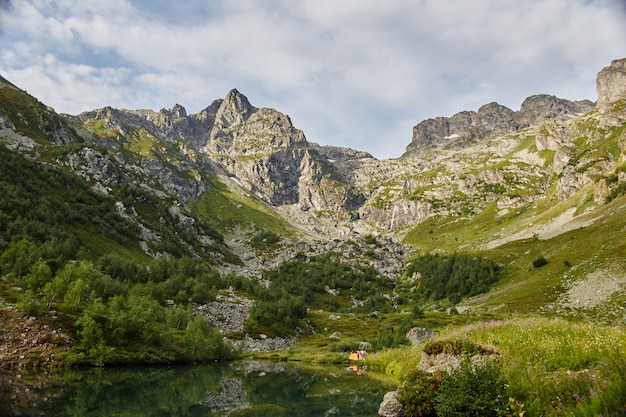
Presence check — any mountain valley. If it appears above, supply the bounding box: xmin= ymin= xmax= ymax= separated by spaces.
xmin=1 ymin=57 xmax=626 ymax=416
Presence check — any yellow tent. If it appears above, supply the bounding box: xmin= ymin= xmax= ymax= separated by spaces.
xmin=348 ymin=353 xmax=359 ymax=361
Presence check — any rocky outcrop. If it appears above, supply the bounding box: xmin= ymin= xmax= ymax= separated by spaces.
xmin=0 ymin=78 xmax=81 ymax=145
xmin=195 ymin=90 xmax=366 ymax=213
xmin=195 ymin=292 xmax=252 ymax=335
xmin=309 ymin=142 xmax=375 ymax=162
xmin=63 ymin=147 xmax=123 ymax=186
xmin=517 ymin=95 xmax=594 ymax=126
xmin=403 ymin=101 xmax=519 ymax=155
xmin=378 ymin=391 xmax=404 ymax=417
xmin=404 ymin=95 xmax=594 ymax=157
xmin=406 ymin=327 xmax=435 ymax=346
xmin=597 ymin=58 xmax=626 ymax=108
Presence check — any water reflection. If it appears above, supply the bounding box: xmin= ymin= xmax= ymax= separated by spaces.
xmin=1 ymin=361 xmax=394 ymax=416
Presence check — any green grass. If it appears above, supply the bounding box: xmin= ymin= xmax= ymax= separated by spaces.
xmin=126 ymin=128 xmax=157 ymax=157
xmin=445 ymin=318 xmax=626 ymax=416
xmin=471 ymin=195 xmax=626 ymax=316
xmin=367 ymin=318 xmax=626 ymax=415
xmin=189 ymin=175 xmax=295 ymax=237
xmin=75 ymin=224 xmax=149 ymax=264
xmin=262 ymin=309 xmax=485 ymax=366
xmin=81 ymin=118 xmax=118 ymax=139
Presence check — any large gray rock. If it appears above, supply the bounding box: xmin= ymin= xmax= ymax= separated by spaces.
xmin=378 ymin=391 xmax=404 ymax=417
xmin=404 ymin=102 xmax=518 ymax=155
xmin=406 ymin=327 xmax=435 ymax=346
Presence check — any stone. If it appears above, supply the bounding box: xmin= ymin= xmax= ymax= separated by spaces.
xmin=405 ymin=327 xmax=435 ymax=346
xmin=378 ymin=391 xmax=404 ymax=417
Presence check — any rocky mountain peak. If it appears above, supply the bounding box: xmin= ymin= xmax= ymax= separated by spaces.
xmin=160 ymin=103 xmax=187 ymax=119
xmin=403 ymin=102 xmax=519 ymax=156
xmin=403 ymin=94 xmax=595 ymax=157
xmin=597 ymin=57 xmax=626 ymax=108
xmin=517 ymin=94 xmax=594 ymax=125
xmin=214 ymin=89 xmax=257 ymax=129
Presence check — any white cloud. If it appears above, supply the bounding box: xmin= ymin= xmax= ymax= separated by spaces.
xmin=1 ymin=0 xmax=625 ymax=158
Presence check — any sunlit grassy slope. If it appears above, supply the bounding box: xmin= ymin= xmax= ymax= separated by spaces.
xmin=189 ymin=175 xmax=296 ymax=237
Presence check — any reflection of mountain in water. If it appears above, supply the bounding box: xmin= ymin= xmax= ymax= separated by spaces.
xmin=2 ymin=360 xmax=394 ymax=416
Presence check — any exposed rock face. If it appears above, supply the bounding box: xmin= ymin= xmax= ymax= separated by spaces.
xmin=404 ymin=102 xmax=518 ymax=155
xmin=309 ymin=142 xmax=374 ymax=161
xmin=378 ymin=391 xmax=404 ymax=417
xmin=517 ymin=95 xmax=594 ymax=126
xmin=195 ymin=90 xmax=366 ymax=213
xmin=597 ymin=58 xmax=626 ymax=108
xmin=205 ymin=89 xmax=258 ymax=154
xmin=404 ymin=95 xmax=594 ymax=157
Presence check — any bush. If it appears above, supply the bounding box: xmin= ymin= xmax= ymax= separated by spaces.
xmin=249 ymin=230 xmax=281 ymax=249
xmin=182 ymin=316 xmax=235 ymax=362
xmin=532 ymin=255 xmax=548 ymax=268
xmin=435 ymin=360 xmax=507 ymax=417
xmin=412 ymin=304 xmax=425 ymax=319
xmin=398 ymin=369 xmax=443 ymax=417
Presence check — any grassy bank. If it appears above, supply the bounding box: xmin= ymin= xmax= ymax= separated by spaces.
xmin=367 ymin=317 xmax=626 ymax=416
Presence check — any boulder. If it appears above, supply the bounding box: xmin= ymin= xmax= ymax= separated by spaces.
xmin=405 ymin=327 xmax=435 ymax=346
xmin=378 ymin=391 xmax=404 ymax=417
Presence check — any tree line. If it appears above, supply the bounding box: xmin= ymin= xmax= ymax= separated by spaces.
xmin=404 ymin=253 xmax=501 ymax=305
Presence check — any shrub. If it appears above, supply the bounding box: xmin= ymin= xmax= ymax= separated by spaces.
xmin=435 ymin=360 xmax=507 ymax=417
xmin=398 ymin=369 xmax=443 ymax=417
xmin=249 ymin=230 xmax=280 ymax=249
xmin=532 ymin=255 xmax=548 ymax=268
xmin=412 ymin=304 xmax=425 ymax=319
xmin=182 ymin=316 xmax=235 ymax=362
xmin=364 ymin=234 xmax=377 ymax=245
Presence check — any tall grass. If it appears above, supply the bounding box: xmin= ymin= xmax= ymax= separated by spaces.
xmin=366 ymin=345 xmax=422 ymax=383
xmin=445 ymin=318 xmax=626 ymax=416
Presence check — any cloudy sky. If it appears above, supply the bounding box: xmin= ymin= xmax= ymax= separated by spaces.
xmin=1 ymin=1 xmax=625 ymax=158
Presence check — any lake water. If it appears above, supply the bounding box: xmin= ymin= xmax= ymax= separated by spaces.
xmin=1 ymin=361 xmax=395 ymax=416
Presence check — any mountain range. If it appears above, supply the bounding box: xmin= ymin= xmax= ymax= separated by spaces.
xmin=0 ymin=57 xmax=625 ymax=349
xmin=1 ymin=56 xmax=626 ymax=417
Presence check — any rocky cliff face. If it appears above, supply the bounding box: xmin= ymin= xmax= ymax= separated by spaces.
xmin=597 ymin=58 xmax=626 ymax=108
xmin=403 ymin=95 xmax=594 ymax=156
xmin=70 ymin=88 xmax=366 ymax=222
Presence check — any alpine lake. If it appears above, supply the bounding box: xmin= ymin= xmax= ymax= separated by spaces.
xmin=1 ymin=360 xmax=395 ymax=416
